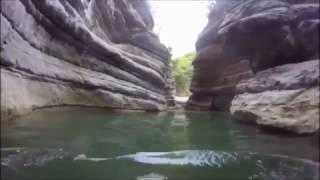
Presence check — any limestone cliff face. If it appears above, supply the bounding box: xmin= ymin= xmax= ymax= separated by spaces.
xmin=186 ymin=0 xmax=319 ymax=111
xmin=1 ymin=0 xmax=174 ymax=120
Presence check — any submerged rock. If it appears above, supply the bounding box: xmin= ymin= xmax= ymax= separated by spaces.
xmin=186 ymin=0 xmax=319 ymax=111
xmin=231 ymin=60 xmax=319 ymax=133
xmin=0 ymin=0 xmax=174 ymax=120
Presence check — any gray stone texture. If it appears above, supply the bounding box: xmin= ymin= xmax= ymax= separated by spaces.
xmin=0 ymin=0 xmax=174 ymax=120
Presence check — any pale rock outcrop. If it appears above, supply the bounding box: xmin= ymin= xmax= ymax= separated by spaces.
xmin=0 ymin=0 xmax=174 ymax=120
xmin=231 ymin=60 xmax=319 ymax=133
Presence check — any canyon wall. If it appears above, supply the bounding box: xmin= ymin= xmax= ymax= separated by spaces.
xmin=186 ymin=0 xmax=319 ymax=112
xmin=186 ymin=0 xmax=319 ymax=133
xmin=0 ymin=0 xmax=174 ymax=120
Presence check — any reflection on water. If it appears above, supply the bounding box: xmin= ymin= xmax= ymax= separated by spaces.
xmin=1 ymin=107 xmax=319 ymax=180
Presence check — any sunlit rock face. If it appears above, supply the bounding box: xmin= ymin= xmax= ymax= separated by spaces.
xmin=186 ymin=0 xmax=319 ymax=111
xmin=0 ymin=0 xmax=174 ymax=120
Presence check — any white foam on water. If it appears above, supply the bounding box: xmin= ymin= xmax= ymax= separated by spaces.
xmin=71 ymin=150 xmax=236 ymax=166
xmin=73 ymin=154 xmax=109 ymax=162
xmin=113 ymin=150 xmax=239 ymax=167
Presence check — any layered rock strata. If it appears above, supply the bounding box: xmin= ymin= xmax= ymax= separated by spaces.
xmin=231 ymin=60 xmax=319 ymax=133
xmin=186 ymin=60 xmax=253 ymax=111
xmin=186 ymin=0 xmax=319 ymax=111
xmin=0 ymin=0 xmax=173 ymax=120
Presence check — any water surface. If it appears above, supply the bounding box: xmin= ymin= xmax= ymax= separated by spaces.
xmin=1 ymin=107 xmax=319 ymax=180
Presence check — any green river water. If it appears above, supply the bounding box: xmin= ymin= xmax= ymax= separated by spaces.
xmin=1 ymin=107 xmax=319 ymax=180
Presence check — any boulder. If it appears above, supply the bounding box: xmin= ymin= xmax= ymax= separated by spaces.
xmin=0 ymin=0 xmax=174 ymax=120
xmin=231 ymin=60 xmax=319 ymax=134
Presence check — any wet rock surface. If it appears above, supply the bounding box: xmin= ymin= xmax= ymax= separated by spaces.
xmin=0 ymin=0 xmax=174 ymax=120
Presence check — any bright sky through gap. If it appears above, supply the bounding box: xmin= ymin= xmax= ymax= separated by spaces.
xmin=149 ymin=1 xmax=209 ymax=58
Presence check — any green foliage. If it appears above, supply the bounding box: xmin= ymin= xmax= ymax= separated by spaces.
xmin=171 ymin=52 xmax=195 ymax=96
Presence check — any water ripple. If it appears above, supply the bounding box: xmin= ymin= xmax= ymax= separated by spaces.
xmin=1 ymin=147 xmax=319 ymax=180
